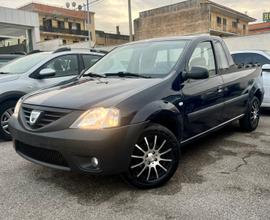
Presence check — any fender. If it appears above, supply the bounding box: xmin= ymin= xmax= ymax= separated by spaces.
xmin=249 ymin=69 xmax=264 ymax=103
xmin=130 ymin=100 xmax=184 ymax=139
xmin=131 ymin=100 xmax=181 ymax=123
xmin=0 ymin=91 xmax=26 ymax=104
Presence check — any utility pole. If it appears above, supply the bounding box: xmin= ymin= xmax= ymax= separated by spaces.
xmin=86 ymin=0 xmax=91 ymax=48
xmin=128 ymin=0 xmax=133 ymax=41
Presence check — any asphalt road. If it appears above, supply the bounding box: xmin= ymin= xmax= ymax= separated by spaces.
xmin=0 ymin=114 xmax=270 ymax=220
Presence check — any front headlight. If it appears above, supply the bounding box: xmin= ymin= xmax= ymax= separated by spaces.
xmin=13 ymin=98 xmax=23 ymax=118
xmin=70 ymin=107 xmax=120 ymax=129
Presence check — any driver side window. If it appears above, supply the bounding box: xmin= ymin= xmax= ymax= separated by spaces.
xmin=188 ymin=41 xmax=216 ymax=77
xmin=41 ymin=55 xmax=79 ymax=78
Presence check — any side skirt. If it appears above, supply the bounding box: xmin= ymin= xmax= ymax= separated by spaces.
xmin=180 ymin=114 xmax=245 ymax=145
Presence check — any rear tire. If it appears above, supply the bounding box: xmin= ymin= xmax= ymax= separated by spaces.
xmin=0 ymin=100 xmax=17 ymax=141
xmin=123 ymin=123 xmax=180 ymax=189
xmin=239 ymin=96 xmax=260 ymax=132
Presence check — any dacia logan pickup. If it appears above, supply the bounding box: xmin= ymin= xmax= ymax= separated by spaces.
xmin=9 ymin=36 xmax=264 ymax=189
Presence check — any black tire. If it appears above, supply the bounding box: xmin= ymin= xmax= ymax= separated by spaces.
xmin=0 ymin=100 xmax=17 ymax=141
xmin=123 ymin=123 xmax=180 ymax=189
xmin=239 ymin=96 xmax=260 ymax=132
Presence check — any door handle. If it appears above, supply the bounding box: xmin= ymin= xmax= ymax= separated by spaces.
xmin=217 ymin=87 xmax=223 ymax=93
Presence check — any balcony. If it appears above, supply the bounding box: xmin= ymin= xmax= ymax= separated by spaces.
xmin=40 ymin=26 xmax=88 ymax=36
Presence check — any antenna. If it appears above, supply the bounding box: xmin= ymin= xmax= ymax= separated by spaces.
xmin=72 ymin=2 xmax=77 ymax=8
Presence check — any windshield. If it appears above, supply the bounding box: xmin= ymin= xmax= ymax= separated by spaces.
xmin=85 ymin=40 xmax=189 ymax=78
xmin=264 ymin=51 xmax=270 ymax=57
xmin=0 ymin=52 xmax=51 ymax=74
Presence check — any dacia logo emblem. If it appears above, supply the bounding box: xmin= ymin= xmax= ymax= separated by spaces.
xmin=29 ymin=110 xmax=42 ymax=125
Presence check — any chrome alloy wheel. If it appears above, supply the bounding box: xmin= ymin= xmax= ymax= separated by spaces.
xmin=130 ymin=135 xmax=174 ymax=183
xmin=0 ymin=107 xmax=14 ymax=135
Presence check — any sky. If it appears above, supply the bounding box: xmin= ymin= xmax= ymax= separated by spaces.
xmin=0 ymin=0 xmax=269 ymax=34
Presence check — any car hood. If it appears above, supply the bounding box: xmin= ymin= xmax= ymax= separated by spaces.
xmin=0 ymin=74 xmax=20 ymax=83
xmin=24 ymin=77 xmax=162 ymax=110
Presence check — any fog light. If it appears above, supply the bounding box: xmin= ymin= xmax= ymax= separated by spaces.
xmin=91 ymin=157 xmax=99 ymax=168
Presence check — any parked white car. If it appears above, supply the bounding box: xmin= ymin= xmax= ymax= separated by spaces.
xmin=231 ymin=50 xmax=270 ymax=108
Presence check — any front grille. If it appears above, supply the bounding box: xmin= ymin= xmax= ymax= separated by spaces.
xmin=22 ymin=106 xmax=69 ymax=129
xmin=16 ymin=141 xmax=69 ymax=168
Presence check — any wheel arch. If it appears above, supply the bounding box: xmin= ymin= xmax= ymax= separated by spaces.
xmin=0 ymin=91 xmax=26 ymax=105
xmin=131 ymin=101 xmax=183 ymax=141
xmin=254 ymin=89 xmax=263 ymax=104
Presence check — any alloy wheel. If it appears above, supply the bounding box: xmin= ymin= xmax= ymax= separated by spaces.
xmin=129 ymin=134 xmax=175 ymax=184
xmin=0 ymin=107 xmax=14 ymax=135
xmin=250 ymin=99 xmax=260 ymax=127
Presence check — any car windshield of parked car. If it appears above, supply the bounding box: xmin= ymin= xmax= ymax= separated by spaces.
xmin=0 ymin=52 xmax=51 ymax=74
xmin=264 ymin=51 xmax=270 ymax=57
xmin=84 ymin=40 xmax=189 ymax=78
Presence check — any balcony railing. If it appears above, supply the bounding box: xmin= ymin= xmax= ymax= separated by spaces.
xmin=40 ymin=26 xmax=88 ymax=36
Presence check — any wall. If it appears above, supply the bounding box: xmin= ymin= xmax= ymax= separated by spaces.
xmin=134 ymin=0 xmax=210 ymax=40
xmin=223 ymin=32 xmax=270 ymax=51
xmin=95 ymin=31 xmax=129 ymax=46
xmin=36 ymin=38 xmax=63 ymax=51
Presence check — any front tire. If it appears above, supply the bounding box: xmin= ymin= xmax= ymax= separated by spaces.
xmin=239 ymin=96 xmax=260 ymax=132
xmin=0 ymin=100 xmax=17 ymax=140
xmin=123 ymin=124 xmax=180 ymax=189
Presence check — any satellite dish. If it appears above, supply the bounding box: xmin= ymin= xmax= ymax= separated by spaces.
xmin=72 ymin=2 xmax=77 ymax=8
xmin=66 ymin=2 xmax=70 ymax=8
xmin=78 ymin=5 xmax=82 ymax=10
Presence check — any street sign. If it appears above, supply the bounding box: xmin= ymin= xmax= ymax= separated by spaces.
xmin=263 ymin=12 xmax=270 ymax=22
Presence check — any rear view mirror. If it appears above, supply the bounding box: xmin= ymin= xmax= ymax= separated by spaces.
xmin=39 ymin=68 xmax=56 ymax=78
xmin=186 ymin=67 xmax=209 ymax=80
xmin=262 ymin=64 xmax=270 ymax=72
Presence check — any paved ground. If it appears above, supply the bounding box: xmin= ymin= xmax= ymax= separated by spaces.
xmin=0 ymin=113 xmax=270 ymax=220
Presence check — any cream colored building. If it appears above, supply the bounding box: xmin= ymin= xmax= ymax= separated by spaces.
xmin=19 ymin=3 xmax=95 ymax=45
xmin=134 ymin=0 xmax=256 ymax=41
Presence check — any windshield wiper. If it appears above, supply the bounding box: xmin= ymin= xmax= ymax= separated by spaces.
xmin=81 ymin=72 xmax=107 ymax=78
xmin=105 ymin=72 xmax=152 ymax=78
xmin=0 ymin=72 xmax=9 ymax=74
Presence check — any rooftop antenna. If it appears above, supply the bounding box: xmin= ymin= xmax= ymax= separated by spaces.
xmin=72 ymin=1 xmax=77 ymax=10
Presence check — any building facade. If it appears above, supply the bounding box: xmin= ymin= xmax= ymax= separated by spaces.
xmin=19 ymin=3 xmax=95 ymax=45
xmin=95 ymin=27 xmax=129 ymax=46
xmin=134 ymin=0 xmax=255 ymax=41
xmin=0 ymin=6 xmax=40 ymax=52
xmin=249 ymin=22 xmax=270 ymax=34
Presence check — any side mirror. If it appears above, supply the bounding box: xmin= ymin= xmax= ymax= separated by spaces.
xmin=185 ymin=67 xmax=209 ymax=80
xmin=262 ymin=64 xmax=270 ymax=72
xmin=39 ymin=68 xmax=56 ymax=78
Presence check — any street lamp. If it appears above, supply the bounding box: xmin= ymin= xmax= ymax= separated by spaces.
xmin=86 ymin=0 xmax=91 ymax=47
xmin=128 ymin=0 xmax=133 ymax=41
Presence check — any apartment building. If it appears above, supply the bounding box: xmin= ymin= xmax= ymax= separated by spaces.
xmin=134 ymin=0 xmax=256 ymax=40
xmin=19 ymin=3 xmax=95 ymax=45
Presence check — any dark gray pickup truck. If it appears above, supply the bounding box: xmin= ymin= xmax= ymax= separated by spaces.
xmin=9 ymin=36 xmax=264 ymax=188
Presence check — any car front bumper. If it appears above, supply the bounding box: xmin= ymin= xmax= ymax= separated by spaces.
xmin=9 ymin=116 xmax=147 ymax=175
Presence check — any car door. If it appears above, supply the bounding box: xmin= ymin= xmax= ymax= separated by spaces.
xmin=181 ymin=41 xmax=224 ymax=140
xmin=220 ymin=47 xmax=253 ymax=120
xmin=32 ymin=54 xmax=81 ymax=89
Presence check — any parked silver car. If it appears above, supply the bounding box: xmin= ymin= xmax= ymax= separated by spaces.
xmin=231 ymin=50 xmax=270 ymax=108
xmin=0 ymin=48 xmax=105 ymax=140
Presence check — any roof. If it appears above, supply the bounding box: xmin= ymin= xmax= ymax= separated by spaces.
xmin=206 ymin=0 xmax=255 ymax=22
xmin=249 ymin=22 xmax=270 ymax=31
xmin=121 ymin=35 xmax=222 ymax=47
xmin=18 ymin=3 xmax=94 ymax=20
xmin=138 ymin=0 xmax=255 ymax=22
